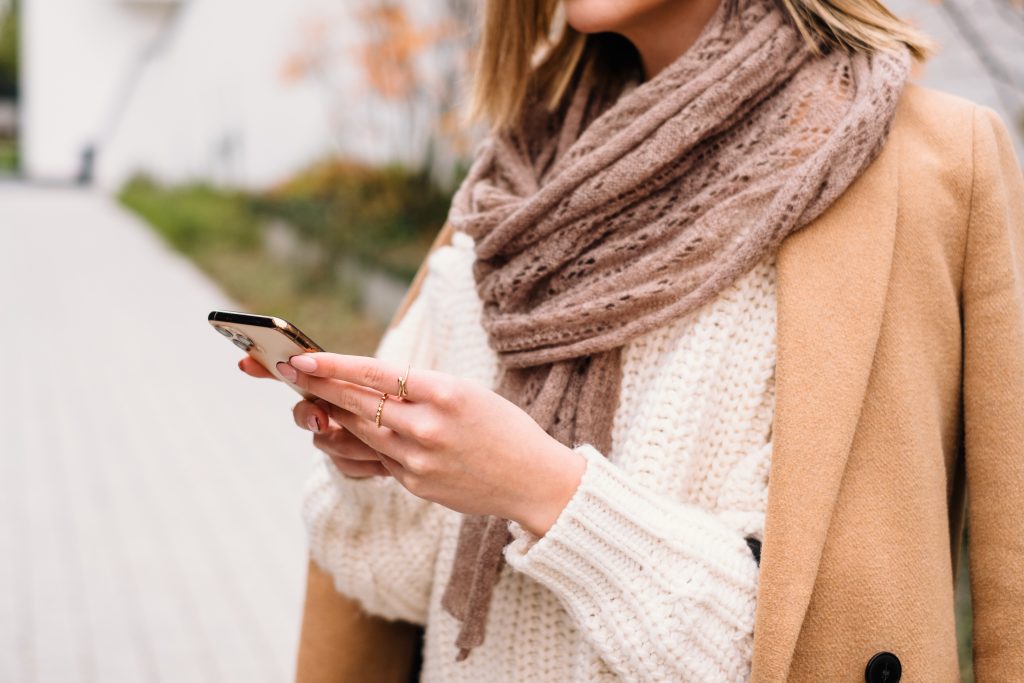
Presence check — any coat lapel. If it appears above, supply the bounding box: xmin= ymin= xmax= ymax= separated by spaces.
xmin=750 ymin=128 xmax=901 ymax=681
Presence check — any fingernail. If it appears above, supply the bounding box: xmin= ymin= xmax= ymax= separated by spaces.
xmin=290 ymin=355 xmax=317 ymax=372
xmin=308 ymin=416 xmax=321 ymax=432
xmin=276 ymin=362 xmax=298 ymax=382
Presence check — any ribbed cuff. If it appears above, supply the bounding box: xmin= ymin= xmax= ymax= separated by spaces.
xmin=504 ymin=443 xmax=759 ymax=634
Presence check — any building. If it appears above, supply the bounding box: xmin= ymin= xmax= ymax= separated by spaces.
xmin=19 ymin=0 xmax=469 ymax=189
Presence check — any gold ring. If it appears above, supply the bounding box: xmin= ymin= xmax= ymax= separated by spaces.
xmin=397 ymin=364 xmax=410 ymax=399
xmin=375 ymin=392 xmax=389 ymax=428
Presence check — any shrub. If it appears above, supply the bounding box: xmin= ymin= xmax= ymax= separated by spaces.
xmin=256 ymin=158 xmax=455 ymax=279
xmin=118 ymin=173 xmax=384 ymax=353
xmin=119 ymin=175 xmax=261 ymax=253
xmin=0 ymin=0 xmax=18 ymax=99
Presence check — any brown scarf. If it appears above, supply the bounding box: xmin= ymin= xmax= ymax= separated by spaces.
xmin=441 ymin=0 xmax=910 ymax=660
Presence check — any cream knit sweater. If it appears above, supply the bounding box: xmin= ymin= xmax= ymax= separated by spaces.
xmin=302 ymin=229 xmax=777 ymax=682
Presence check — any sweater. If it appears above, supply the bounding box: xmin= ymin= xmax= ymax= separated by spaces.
xmin=301 ymin=228 xmax=777 ymax=682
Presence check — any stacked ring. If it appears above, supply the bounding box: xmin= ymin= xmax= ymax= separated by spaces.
xmin=375 ymin=392 xmax=389 ymax=428
xmin=397 ymin=363 xmax=410 ymax=399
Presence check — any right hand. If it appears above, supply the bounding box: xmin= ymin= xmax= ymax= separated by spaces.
xmin=238 ymin=356 xmax=390 ymax=479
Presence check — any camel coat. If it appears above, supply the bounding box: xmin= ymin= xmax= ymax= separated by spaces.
xmin=293 ymin=82 xmax=1024 ymax=682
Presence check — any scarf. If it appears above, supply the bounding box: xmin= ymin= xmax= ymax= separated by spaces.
xmin=441 ymin=0 xmax=911 ymax=660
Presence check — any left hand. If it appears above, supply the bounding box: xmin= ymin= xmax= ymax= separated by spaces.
xmin=276 ymin=352 xmax=586 ymax=537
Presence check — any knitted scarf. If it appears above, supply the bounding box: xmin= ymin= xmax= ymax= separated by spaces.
xmin=441 ymin=0 xmax=911 ymax=660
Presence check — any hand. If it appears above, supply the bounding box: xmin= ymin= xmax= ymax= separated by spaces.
xmin=238 ymin=356 xmax=389 ymax=479
xmin=272 ymin=352 xmax=587 ymax=537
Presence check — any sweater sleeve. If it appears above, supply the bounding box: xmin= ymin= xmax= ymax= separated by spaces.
xmin=503 ymin=442 xmax=761 ymax=683
xmin=301 ymin=271 xmax=453 ymax=626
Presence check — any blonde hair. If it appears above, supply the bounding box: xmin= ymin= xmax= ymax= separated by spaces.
xmin=469 ymin=0 xmax=934 ymax=129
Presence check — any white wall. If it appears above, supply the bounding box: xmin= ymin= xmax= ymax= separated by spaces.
xmin=20 ymin=0 xmax=172 ymax=181
xmin=21 ymin=0 xmax=342 ymax=188
xmin=95 ymin=0 xmax=343 ymax=190
xmin=20 ymin=0 xmax=468 ymax=190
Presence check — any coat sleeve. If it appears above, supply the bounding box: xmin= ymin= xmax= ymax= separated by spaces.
xmin=961 ymin=104 xmax=1024 ymax=679
xmin=503 ymin=443 xmax=763 ymax=682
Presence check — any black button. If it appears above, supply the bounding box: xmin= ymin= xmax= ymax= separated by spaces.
xmin=865 ymin=651 xmax=901 ymax=683
xmin=744 ymin=536 xmax=762 ymax=566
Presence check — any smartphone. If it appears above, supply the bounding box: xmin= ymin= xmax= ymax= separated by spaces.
xmin=208 ymin=310 xmax=323 ymax=400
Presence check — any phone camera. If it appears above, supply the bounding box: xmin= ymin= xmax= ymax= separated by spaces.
xmin=233 ymin=331 xmax=256 ymax=351
xmin=215 ymin=324 xmax=256 ymax=351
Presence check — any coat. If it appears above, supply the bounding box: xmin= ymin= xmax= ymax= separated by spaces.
xmin=292 ymin=82 xmax=1024 ymax=682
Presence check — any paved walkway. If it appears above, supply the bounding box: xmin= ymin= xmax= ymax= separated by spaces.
xmin=0 ymin=185 xmax=320 ymax=682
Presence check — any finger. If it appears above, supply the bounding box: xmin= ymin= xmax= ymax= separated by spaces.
xmin=312 ymin=426 xmax=383 ymax=462
xmin=330 ymin=405 xmax=419 ymax=470
xmin=280 ymin=366 xmax=421 ymax=436
xmin=377 ymin=451 xmax=407 ymax=477
xmin=293 ymin=399 xmax=330 ymax=433
xmin=239 ymin=356 xmax=276 ymax=379
xmin=328 ymin=456 xmax=390 ymax=479
xmin=285 ymin=352 xmax=439 ymax=403
xmin=375 ymin=452 xmax=419 ymax=492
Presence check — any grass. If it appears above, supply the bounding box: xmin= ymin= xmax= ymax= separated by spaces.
xmin=0 ymin=137 xmax=17 ymax=172
xmin=119 ymin=176 xmax=387 ymax=355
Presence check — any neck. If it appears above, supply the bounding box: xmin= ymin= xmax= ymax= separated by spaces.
xmin=619 ymin=0 xmax=724 ymax=80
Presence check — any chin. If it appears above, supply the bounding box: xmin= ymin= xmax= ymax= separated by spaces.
xmin=563 ymin=0 xmax=671 ymax=33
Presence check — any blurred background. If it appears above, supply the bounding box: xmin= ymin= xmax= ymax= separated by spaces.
xmin=0 ymin=0 xmax=1020 ymax=681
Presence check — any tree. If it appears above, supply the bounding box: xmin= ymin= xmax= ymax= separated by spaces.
xmin=280 ymin=0 xmax=478 ymax=184
xmin=0 ymin=0 xmax=18 ymax=99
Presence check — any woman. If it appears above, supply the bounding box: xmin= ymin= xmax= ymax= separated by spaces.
xmin=242 ymin=0 xmax=1024 ymax=680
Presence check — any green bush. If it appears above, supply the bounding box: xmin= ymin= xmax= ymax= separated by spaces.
xmin=0 ymin=137 xmax=16 ymax=171
xmin=119 ymin=175 xmax=261 ymax=253
xmin=255 ymin=159 xmax=455 ymax=279
xmin=0 ymin=0 xmax=18 ymax=99
xmin=117 ymin=160 xmax=459 ymax=350
xmin=118 ymin=173 xmax=384 ymax=354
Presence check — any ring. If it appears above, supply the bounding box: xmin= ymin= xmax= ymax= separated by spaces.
xmin=375 ymin=392 xmax=389 ymax=428
xmin=397 ymin=364 xmax=410 ymax=399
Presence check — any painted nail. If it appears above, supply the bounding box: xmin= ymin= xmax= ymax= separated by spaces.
xmin=276 ymin=362 xmax=298 ymax=382
xmin=308 ymin=416 xmax=321 ymax=432
xmin=290 ymin=355 xmax=317 ymax=372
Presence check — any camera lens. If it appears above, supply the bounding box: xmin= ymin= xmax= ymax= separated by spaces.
xmin=216 ymin=325 xmax=234 ymax=338
xmin=232 ymin=338 xmax=252 ymax=351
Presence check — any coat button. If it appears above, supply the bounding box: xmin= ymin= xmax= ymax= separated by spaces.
xmin=864 ymin=651 xmax=901 ymax=683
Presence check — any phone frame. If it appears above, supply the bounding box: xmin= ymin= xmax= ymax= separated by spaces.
xmin=208 ymin=310 xmax=324 ymax=353
xmin=208 ymin=310 xmax=325 ymax=400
